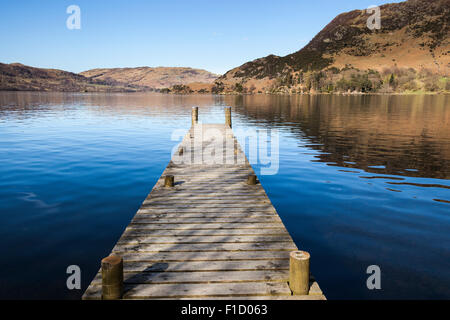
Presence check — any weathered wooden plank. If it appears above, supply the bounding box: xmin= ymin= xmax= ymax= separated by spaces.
xmin=83 ymin=282 xmax=292 ymax=300
xmin=149 ymin=190 xmax=268 ymax=195
xmin=116 ymin=235 xmax=293 ymax=244
xmin=90 ymin=270 xmax=289 ymax=285
xmin=122 ymin=228 xmax=290 ymax=237
xmin=125 ymin=223 xmax=285 ymax=230
xmin=153 ymin=180 xmax=261 ymax=185
xmin=158 ymin=166 xmax=253 ymax=172
xmin=103 ymin=260 xmax=290 ymax=272
xmin=112 ymin=242 xmax=298 ymax=252
xmin=130 ymin=217 xmax=282 ymax=223
xmin=159 ymin=169 xmax=254 ymax=172
xmin=143 ymin=200 xmax=272 ymax=205
xmin=150 ymin=185 xmax=265 ymax=189
xmin=147 ymin=195 xmax=269 ymax=200
xmin=114 ymin=251 xmax=292 ymax=262
xmin=151 ymin=183 xmax=263 ymax=187
xmin=137 ymin=208 xmax=277 ymax=214
xmin=155 ymin=175 xmax=255 ymax=179
xmin=134 ymin=212 xmax=279 ymax=218
xmin=140 ymin=204 xmax=274 ymax=209
xmin=148 ymin=191 xmax=268 ymax=196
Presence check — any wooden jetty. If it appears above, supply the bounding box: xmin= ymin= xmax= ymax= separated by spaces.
xmin=83 ymin=107 xmax=325 ymax=300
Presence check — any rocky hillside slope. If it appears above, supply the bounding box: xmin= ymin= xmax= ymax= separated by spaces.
xmin=217 ymin=0 xmax=449 ymax=94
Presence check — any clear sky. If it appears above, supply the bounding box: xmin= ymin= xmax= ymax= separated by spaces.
xmin=0 ymin=0 xmax=403 ymax=75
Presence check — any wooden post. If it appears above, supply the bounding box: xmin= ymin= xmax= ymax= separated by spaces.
xmin=225 ymin=107 xmax=232 ymax=128
xmin=101 ymin=255 xmax=123 ymax=300
xmin=164 ymin=175 xmax=174 ymax=187
xmin=226 ymin=128 xmax=234 ymax=139
xmin=192 ymin=107 xmax=198 ymax=126
xmin=247 ymin=175 xmax=257 ymax=185
xmin=289 ymin=251 xmax=310 ymax=295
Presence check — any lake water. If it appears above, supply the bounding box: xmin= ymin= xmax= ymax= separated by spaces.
xmin=0 ymin=92 xmax=449 ymax=300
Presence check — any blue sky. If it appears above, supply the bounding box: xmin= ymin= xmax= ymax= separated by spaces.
xmin=0 ymin=0 xmax=403 ymax=74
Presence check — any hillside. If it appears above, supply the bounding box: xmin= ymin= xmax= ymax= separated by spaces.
xmin=0 ymin=63 xmax=218 ymax=92
xmin=216 ymin=0 xmax=449 ymax=94
xmin=80 ymin=67 xmax=218 ymax=89
xmin=0 ymin=63 xmax=150 ymax=92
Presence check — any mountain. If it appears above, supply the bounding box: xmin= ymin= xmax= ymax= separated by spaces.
xmin=217 ymin=0 xmax=449 ymax=94
xmin=80 ymin=67 xmax=219 ymax=89
xmin=2 ymin=0 xmax=447 ymax=94
xmin=0 ymin=63 xmax=151 ymax=92
xmin=0 ymin=63 xmax=218 ymax=92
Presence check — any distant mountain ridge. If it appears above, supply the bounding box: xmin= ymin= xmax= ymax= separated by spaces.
xmin=0 ymin=63 xmax=151 ymax=92
xmin=80 ymin=67 xmax=218 ymax=89
xmin=0 ymin=63 xmax=218 ymax=92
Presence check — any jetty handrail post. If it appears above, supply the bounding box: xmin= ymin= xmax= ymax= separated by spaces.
xmin=289 ymin=251 xmax=310 ymax=295
xmin=225 ymin=107 xmax=232 ymax=128
xmin=192 ymin=107 xmax=199 ymax=126
xmin=101 ymin=255 xmax=124 ymax=300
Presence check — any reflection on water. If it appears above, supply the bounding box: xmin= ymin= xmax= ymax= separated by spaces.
xmin=231 ymin=94 xmax=450 ymax=179
xmin=0 ymin=92 xmax=449 ymax=299
xmin=3 ymin=92 xmax=448 ymax=179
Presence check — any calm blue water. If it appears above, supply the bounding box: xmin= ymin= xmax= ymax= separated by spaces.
xmin=0 ymin=92 xmax=449 ymax=299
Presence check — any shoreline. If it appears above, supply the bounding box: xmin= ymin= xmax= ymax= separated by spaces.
xmin=0 ymin=90 xmax=448 ymax=96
